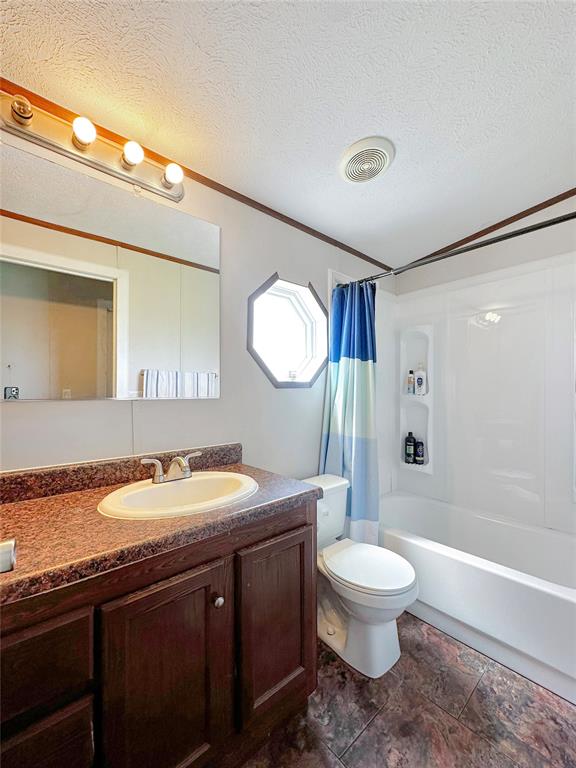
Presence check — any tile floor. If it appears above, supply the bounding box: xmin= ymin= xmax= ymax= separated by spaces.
xmin=242 ymin=613 xmax=576 ymax=768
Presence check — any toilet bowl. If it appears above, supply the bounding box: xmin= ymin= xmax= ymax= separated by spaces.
xmin=317 ymin=538 xmax=418 ymax=677
xmin=304 ymin=473 xmax=418 ymax=678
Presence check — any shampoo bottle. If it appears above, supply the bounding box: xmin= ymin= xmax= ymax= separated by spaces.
xmin=415 ymin=363 xmax=427 ymax=396
xmin=415 ymin=439 xmax=425 ymax=465
xmin=406 ymin=370 xmax=415 ymax=395
xmin=404 ymin=432 xmax=416 ymax=464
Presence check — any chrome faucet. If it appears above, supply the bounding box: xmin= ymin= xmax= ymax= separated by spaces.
xmin=141 ymin=451 xmax=203 ymax=484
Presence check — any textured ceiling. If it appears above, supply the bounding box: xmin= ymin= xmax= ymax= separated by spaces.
xmin=1 ymin=1 xmax=575 ymax=267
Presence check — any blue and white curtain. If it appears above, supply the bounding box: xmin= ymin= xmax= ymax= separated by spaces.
xmin=320 ymin=281 xmax=379 ymax=544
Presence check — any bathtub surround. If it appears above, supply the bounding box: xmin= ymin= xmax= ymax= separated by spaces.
xmin=243 ymin=614 xmax=576 ymax=768
xmin=393 ymin=251 xmax=576 ymax=533
xmin=320 ymin=281 xmax=379 ymax=544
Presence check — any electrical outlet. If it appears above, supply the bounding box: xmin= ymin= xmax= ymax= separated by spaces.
xmin=4 ymin=386 xmax=19 ymax=400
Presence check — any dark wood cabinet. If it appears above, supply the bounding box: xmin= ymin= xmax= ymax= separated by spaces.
xmin=1 ymin=607 xmax=93 ymax=727
xmin=101 ymin=557 xmax=234 ymax=768
xmin=1 ymin=696 xmax=94 ymax=768
xmin=237 ymin=526 xmax=316 ymax=726
xmin=1 ymin=502 xmax=317 ymax=768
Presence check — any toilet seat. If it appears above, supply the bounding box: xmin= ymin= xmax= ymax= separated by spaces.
xmin=320 ymin=539 xmax=416 ymax=596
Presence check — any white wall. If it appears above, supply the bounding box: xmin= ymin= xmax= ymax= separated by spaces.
xmin=0 ymin=136 xmax=385 ymax=473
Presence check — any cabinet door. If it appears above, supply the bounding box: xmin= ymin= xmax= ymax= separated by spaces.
xmin=237 ymin=526 xmax=316 ymax=726
xmin=101 ymin=557 xmax=234 ymax=768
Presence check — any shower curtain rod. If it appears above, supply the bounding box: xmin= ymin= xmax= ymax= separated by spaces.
xmin=353 ymin=211 xmax=576 ymax=284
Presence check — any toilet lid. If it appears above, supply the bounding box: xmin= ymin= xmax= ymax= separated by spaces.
xmin=322 ymin=539 xmax=416 ymax=595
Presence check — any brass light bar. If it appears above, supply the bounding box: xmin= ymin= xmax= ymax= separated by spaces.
xmin=0 ymin=92 xmax=185 ymax=203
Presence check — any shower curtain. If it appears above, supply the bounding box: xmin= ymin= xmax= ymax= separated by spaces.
xmin=320 ymin=281 xmax=379 ymax=545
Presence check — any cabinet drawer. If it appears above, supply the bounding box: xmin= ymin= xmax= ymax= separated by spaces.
xmin=1 ymin=696 xmax=94 ymax=768
xmin=1 ymin=607 xmax=93 ymax=724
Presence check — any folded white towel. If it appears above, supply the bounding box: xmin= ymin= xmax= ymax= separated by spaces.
xmin=142 ymin=369 xmax=179 ymax=398
xmin=141 ymin=369 xmax=218 ymax=398
xmin=181 ymin=371 xmax=218 ymax=398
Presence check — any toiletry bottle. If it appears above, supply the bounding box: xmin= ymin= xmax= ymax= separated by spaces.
xmin=415 ymin=439 xmax=425 ymax=465
xmin=406 ymin=370 xmax=415 ymax=395
xmin=415 ymin=363 xmax=427 ymax=396
xmin=405 ymin=432 xmax=416 ymax=464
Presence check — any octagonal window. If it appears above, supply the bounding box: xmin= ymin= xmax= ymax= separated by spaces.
xmin=247 ymin=273 xmax=328 ymax=387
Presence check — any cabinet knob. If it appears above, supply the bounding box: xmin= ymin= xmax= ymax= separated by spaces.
xmin=213 ymin=596 xmax=225 ymax=608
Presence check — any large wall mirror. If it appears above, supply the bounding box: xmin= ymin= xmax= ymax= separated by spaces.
xmin=0 ymin=144 xmax=220 ymax=400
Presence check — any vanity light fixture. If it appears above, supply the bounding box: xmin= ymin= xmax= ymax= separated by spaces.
xmin=162 ymin=162 xmax=184 ymax=188
xmin=1 ymin=90 xmax=184 ymax=202
xmin=10 ymin=94 xmax=33 ymax=126
xmin=122 ymin=140 xmax=144 ymax=169
xmin=72 ymin=116 xmax=97 ymax=150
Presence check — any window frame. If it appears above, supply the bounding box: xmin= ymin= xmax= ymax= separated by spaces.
xmin=247 ymin=272 xmax=328 ymax=389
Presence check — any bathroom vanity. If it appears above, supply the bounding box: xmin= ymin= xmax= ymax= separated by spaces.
xmin=0 ymin=445 xmax=320 ymax=768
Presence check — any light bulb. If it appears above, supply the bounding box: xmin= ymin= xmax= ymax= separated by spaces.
xmin=72 ymin=116 xmax=96 ymax=150
xmin=122 ymin=140 xmax=144 ymax=169
xmin=162 ymin=162 xmax=184 ymax=188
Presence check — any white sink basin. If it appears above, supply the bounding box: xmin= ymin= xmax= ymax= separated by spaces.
xmin=98 ymin=471 xmax=259 ymax=520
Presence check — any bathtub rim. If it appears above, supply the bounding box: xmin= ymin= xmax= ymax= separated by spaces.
xmin=380 ymin=489 xmax=576 ymax=591
xmin=382 ymin=525 xmax=576 ymax=599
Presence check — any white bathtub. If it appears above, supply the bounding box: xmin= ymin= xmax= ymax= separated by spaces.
xmin=379 ymin=492 xmax=576 ymax=703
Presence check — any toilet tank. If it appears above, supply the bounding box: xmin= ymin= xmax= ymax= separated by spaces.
xmin=303 ymin=474 xmax=350 ymax=549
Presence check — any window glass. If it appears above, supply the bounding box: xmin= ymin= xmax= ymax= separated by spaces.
xmin=248 ymin=276 xmax=327 ymax=387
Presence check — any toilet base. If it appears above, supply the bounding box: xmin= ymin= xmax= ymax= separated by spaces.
xmin=317 ymin=579 xmax=401 ymax=678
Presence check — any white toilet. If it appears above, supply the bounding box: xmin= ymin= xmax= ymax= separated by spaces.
xmin=304 ymin=474 xmax=418 ymax=678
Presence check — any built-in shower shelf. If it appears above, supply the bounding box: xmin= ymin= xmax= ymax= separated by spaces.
xmin=399 ymin=324 xmax=434 ymax=478
xmin=401 ymin=393 xmax=431 ymax=404
xmin=401 ymin=461 xmax=432 ymax=475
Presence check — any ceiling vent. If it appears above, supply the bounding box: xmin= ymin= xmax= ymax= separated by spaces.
xmin=340 ymin=137 xmax=395 ymax=183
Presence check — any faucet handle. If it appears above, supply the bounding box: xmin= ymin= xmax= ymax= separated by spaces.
xmin=141 ymin=458 xmax=164 ymax=483
xmin=183 ymin=451 xmax=203 ymax=468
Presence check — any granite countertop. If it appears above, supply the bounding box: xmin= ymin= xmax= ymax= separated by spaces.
xmin=0 ymin=463 xmax=321 ymax=605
